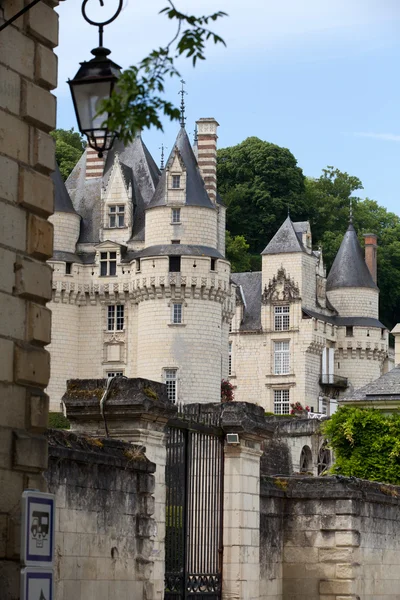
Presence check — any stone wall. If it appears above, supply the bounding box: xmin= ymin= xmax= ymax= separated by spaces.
xmin=260 ymin=476 xmax=400 ymax=600
xmin=0 ymin=0 xmax=58 ymax=596
xmin=45 ymin=429 xmax=157 ymax=600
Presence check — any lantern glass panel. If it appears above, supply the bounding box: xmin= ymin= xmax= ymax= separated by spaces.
xmin=72 ymin=81 xmax=112 ymax=134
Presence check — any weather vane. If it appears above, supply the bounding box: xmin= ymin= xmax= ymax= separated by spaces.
xmin=179 ymin=79 xmax=187 ymax=128
xmin=159 ymin=144 xmax=167 ymax=170
xmin=193 ymin=123 xmax=198 ymax=143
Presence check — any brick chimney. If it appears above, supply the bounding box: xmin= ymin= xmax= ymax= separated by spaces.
xmin=85 ymin=143 xmax=105 ymax=178
xmin=196 ymin=118 xmax=219 ymax=204
xmin=363 ymin=233 xmax=378 ymax=284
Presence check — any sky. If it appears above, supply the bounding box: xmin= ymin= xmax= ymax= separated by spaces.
xmin=56 ymin=0 xmax=400 ymax=215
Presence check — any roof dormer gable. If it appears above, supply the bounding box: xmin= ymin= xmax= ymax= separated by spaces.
xmin=102 ymin=153 xmax=132 ymax=204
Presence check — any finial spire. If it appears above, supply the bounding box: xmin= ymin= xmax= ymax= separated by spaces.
xmin=349 ymin=197 xmax=353 ymax=224
xmin=193 ymin=122 xmax=198 ymax=144
xmin=287 ymin=204 xmax=290 ymax=217
xmin=159 ymin=143 xmax=166 ymax=170
xmin=179 ymin=79 xmax=187 ymax=128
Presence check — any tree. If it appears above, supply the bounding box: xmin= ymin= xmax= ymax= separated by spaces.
xmin=50 ymin=129 xmax=86 ymax=181
xmin=102 ymin=4 xmax=227 ymax=143
xmin=217 ymin=137 xmax=307 ymax=256
xmin=225 ymin=232 xmax=251 ymax=273
xmin=323 ymin=407 xmax=400 ymax=485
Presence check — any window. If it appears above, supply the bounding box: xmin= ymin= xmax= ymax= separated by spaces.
xmin=172 ymin=303 xmax=182 ymax=324
xmin=100 ymin=251 xmax=117 ymax=276
xmin=346 ymin=326 xmax=353 ymax=337
xmin=172 ymin=175 xmax=181 ymax=189
xmin=274 ymin=389 xmax=290 ymax=414
xmin=108 ymin=205 xmax=125 ymax=228
xmin=169 ymin=256 xmax=181 ymax=272
xmin=210 ymin=258 xmax=216 ymax=271
xmin=171 ymin=208 xmax=181 ymax=223
xmin=274 ymin=305 xmax=290 ymax=331
xmin=65 ymin=262 xmax=72 ymax=275
xmin=107 ymin=305 xmax=124 ymax=331
xmin=107 ymin=371 xmax=123 ymax=378
xmin=171 ymin=240 xmax=180 ymax=244
xmin=229 ymin=341 xmax=232 ymax=376
xmin=274 ymin=341 xmax=290 ymax=375
xmin=136 ymin=258 xmax=141 ymax=272
xmin=165 ymin=369 xmax=177 ymax=403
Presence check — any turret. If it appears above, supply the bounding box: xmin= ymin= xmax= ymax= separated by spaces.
xmin=49 ymin=164 xmax=80 ymax=255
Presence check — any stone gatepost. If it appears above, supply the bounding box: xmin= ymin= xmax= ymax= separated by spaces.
xmin=220 ymin=402 xmax=271 ymax=600
xmin=63 ymin=377 xmax=177 ymax=600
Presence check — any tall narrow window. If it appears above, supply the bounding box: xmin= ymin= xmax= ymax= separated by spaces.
xmin=169 ymin=256 xmax=181 ymax=272
xmin=107 ymin=305 xmax=124 ymax=331
xmin=274 ymin=389 xmax=290 ymax=414
xmin=274 ymin=341 xmax=290 ymax=375
xmin=229 ymin=341 xmax=232 ymax=376
xmin=172 ymin=175 xmax=181 ymax=189
xmin=65 ymin=262 xmax=72 ymax=275
xmin=165 ymin=369 xmax=177 ymax=403
xmin=274 ymin=305 xmax=290 ymax=331
xmin=346 ymin=326 xmax=353 ymax=337
xmin=100 ymin=251 xmax=117 ymax=276
xmin=108 ymin=205 xmax=125 ymax=228
xmin=171 ymin=208 xmax=181 ymax=223
xmin=172 ymin=303 xmax=182 ymax=324
xmin=210 ymin=258 xmax=216 ymax=271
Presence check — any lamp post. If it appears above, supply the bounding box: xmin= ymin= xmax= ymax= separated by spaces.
xmin=68 ymin=0 xmax=123 ymax=157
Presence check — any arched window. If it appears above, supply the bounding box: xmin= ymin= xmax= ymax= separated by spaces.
xmin=299 ymin=445 xmax=313 ymax=473
xmin=317 ymin=443 xmax=331 ymax=475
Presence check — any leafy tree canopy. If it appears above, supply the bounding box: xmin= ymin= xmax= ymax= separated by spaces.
xmin=323 ymin=407 xmax=400 ymax=485
xmin=50 ymin=129 xmax=86 ymax=181
xmin=226 ymin=232 xmax=251 ymax=273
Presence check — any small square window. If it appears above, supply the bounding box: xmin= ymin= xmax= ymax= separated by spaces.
xmin=171 ymin=240 xmax=180 ymax=244
xmin=172 ymin=208 xmax=181 ymax=223
xmin=274 ymin=389 xmax=290 ymax=414
xmin=172 ymin=303 xmax=182 ymax=324
xmin=169 ymin=256 xmax=181 ymax=272
xmin=346 ymin=326 xmax=353 ymax=337
xmin=172 ymin=175 xmax=180 ymax=189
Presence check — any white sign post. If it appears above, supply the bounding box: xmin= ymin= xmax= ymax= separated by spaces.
xmin=21 ymin=490 xmax=55 ymax=600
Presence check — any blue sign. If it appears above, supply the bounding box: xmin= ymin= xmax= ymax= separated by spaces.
xmin=21 ymin=491 xmax=55 ymax=567
xmin=21 ymin=568 xmax=53 ymax=600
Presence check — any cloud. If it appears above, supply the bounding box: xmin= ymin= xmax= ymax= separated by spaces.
xmin=353 ymin=132 xmax=400 ymax=142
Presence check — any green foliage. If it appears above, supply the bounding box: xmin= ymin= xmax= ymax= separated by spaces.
xmin=50 ymin=128 xmax=85 ymax=181
xmin=217 ymin=137 xmax=306 ymax=254
xmin=226 ymin=231 xmax=251 ymax=272
xmin=101 ymin=4 xmax=227 ymax=143
xmin=48 ymin=412 xmax=70 ymax=429
xmin=323 ymin=407 xmax=400 ymax=484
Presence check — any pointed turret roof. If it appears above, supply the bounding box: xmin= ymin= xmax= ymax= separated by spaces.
xmin=261 ymin=216 xmax=305 ymax=255
xmin=326 ymin=222 xmax=377 ymax=291
xmin=52 ymin=164 xmax=77 ymax=214
xmin=147 ymin=127 xmax=214 ymax=209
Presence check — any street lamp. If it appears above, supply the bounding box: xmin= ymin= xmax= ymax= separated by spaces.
xmin=68 ymin=0 xmax=123 ymax=157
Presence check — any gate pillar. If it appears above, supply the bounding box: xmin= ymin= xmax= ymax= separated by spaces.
xmin=63 ymin=377 xmax=177 ymax=600
xmin=221 ymin=403 xmax=270 ymax=600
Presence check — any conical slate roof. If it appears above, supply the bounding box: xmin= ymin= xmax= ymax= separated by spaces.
xmin=326 ymin=223 xmax=377 ymax=291
xmin=261 ymin=216 xmax=304 ymax=255
xmin=51 ymin=164 xmax=77 ymax=214
xmin=148 ymin=127 xmax=214 ymax=209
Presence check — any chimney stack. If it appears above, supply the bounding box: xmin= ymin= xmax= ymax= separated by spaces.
xmin=85 ymin=143 xmax=105 ymax=179
xmin=363 ymin=233 xmax=378 ymax=284
xmin=196 ymin=118 xmax=219 ymax=204
xmin=391 ymin=324 xmax=400 ymax=365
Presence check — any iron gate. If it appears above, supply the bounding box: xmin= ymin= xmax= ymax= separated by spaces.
xmin=164 ymin=407 xmax=224 ymax=600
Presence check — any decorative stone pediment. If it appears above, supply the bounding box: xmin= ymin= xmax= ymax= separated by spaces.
xmin=262 ymin=267 xmax=300 ymax=304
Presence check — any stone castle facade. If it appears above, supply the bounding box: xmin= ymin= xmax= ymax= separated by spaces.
xmin=47 ymin=119 xmax=390 ymax=414
xmin=47 ymin=119 xmax=234 ymax=411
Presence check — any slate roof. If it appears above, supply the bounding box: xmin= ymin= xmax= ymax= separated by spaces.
xmin=122 ymin=244 xmax=224 ymax=263
xmin=326 ymin=222 xmax=377 ymax=291
xmin=341 ymin=365 xmax=400 ymax=402
xmin=231 ymin=272 xmax=262 ymax=331
xmin=148 ymin=127 xmax=214 ymax=210
xmin=52 ymin=164 xmax=78 ymax=214
xmin=261 ymin=217 xmax=305 ymax=255
xmin=302 ymin=307 xmax=386 ymax=329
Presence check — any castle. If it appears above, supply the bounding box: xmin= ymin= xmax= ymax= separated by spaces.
xmin=47 ymin=119 xmax=390 ymax=413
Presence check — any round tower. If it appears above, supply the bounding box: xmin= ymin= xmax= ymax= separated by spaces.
xmin=49 ymin=165 xmax=81 ymax=254
xmin=135 ymin=123 xmax=234 ymax=404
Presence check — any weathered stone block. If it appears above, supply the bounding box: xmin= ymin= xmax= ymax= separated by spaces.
xmin=319 ymin=579 xmax=355 ymax=595
xmin=27 ymin=302 xmax=52 ymax=345
xmin=29 ymin=392 xmax=49 ymax=430
xmin=0 ymin=64 xmax=20 ymax=114
xmin=0 ymin=26 xmax=34 ymax=77
xmin=35 ymin=43 xmax=58 ymax=90
xmin=21 ymin=80 xmax=56 ymax=131
xmin=0 ymin=293 xmax=26 ymax=339
xmin=0 ymin=339 xmax=14 ymax=383
xmin=26 ymin=1 xmax=59 ymax=47
xmin=0 ymin=109 xmax=29 ymax=162
xmin=14 ymin=256 xmax=52 ymax=302
xmin=14 ymin=345 xmax=50 ymax=386
xmin=335 ymin=531 xmax=360 ymax=547
xmin=13 ymin=430 xmax=48 ymax=471
xmin=32 ymin=129 xmax=56 ymax=172
xmin=27 ymin=214 xmax=53 ymax=259
xmin=19 ymin=168 xmax=54 ymax=217
xmin=0 ymin=248 xmax=15 ymax=294
xmin=0 ymin=155 xmax=18 ymax=204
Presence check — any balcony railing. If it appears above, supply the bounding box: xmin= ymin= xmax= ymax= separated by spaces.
xmin=319 ymin=374 xmax=348 ymax=388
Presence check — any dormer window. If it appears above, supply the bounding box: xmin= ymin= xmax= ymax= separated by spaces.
xmin=108 ymin=205 xmax=125 ymax=228
xmin=100 ymin=251 xmax=117 ymax=276
xmin=172 ymin=175 xmax=181 ymax=189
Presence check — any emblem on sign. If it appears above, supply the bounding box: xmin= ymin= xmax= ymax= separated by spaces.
xmin=21 ymin=491 xmax=55 ymax=567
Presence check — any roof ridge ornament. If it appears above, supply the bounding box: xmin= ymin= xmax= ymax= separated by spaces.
xmin=179 ymin=79 xmax=187 ymax=128
xmin=349 ymin=197 xmax=353 ymax=225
